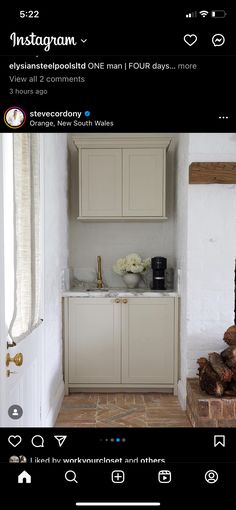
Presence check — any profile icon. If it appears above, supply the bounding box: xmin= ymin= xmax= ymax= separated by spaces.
xmin=9 ymin=455 xmax=20 ymax=463
xmin=19 ymin=455 xmax=27 ymax=463
xmin=9 ymin=455 xmax=27 ymax=463
xmin=4 ymin=106 xmax=26 ymax=129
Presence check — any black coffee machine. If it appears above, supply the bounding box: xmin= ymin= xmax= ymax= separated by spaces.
xmin=151 ymin=256 xmax=167 ymax=290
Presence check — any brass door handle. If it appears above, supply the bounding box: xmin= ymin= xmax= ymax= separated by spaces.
xmin=122 ymin=299 xmax=128 ymax=304
xmin=114 ymin=298 xmax=121 ymax=304
xmin=6 ymin=352 xmax=23 ymax=367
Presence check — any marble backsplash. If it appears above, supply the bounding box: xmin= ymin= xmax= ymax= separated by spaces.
xmin=71 ymin=266 xmax=174 ymax=290
xmin=72 ymin=266 xmax=151 ymax=289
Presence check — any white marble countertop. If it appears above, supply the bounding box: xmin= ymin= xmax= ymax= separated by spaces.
xmin=62 ymin=288 xmax=178 ymax=298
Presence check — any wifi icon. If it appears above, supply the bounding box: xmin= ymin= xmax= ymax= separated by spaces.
xmin=199 ymin=10 xmax=209 ymax=17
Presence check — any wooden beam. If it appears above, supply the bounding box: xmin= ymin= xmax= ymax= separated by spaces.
xmin=189 ymin=162 xmax=236 ymax=184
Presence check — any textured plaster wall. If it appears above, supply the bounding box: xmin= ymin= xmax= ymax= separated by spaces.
xmin=43 ymin=134 xmax=68 ymax=424
xmin=187 ymin=133 xmax=236 ymax=375
xmin=176 ymin=133 xmax=236 ymax=408
xmin=175 ymin=133 xmax=190 ymax=406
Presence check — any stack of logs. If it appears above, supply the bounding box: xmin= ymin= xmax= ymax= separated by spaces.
xmin=197 ymin=325 xmax=236 ymax=397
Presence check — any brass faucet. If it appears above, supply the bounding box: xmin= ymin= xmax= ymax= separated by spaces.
xmin=96 ymin=256 xmax=103 ymax=288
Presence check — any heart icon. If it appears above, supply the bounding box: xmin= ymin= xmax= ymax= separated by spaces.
xmin=8 ymin=435 xmax=22 ymax=447
xmin=184 ymin=34 xmax=197 ymax=46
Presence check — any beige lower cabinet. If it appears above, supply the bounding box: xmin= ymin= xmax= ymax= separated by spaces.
xmin=66 ymin=298 xmax=121 ymax=384
xmin=122 ymin=298 xmax=176 ymax=384
xmin=64 ymin=297 xmax=178 ymax=394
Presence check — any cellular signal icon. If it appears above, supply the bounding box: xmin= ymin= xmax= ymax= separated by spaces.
xmin=186 ymin=11 xmax=197 ymax=18
xmin=199 ymin=10 xmax=209 ymax=17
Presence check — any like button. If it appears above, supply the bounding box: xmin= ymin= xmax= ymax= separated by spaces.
xmin=8 ymin=435 xmax=22 ymax=447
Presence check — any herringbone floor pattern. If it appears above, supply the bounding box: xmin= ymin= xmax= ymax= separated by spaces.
xmin=56 ymin=393 xmax=191 ymax=427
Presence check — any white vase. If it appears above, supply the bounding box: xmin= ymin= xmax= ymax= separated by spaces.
xmin=122 ymin=273 xmax=140 ymax=289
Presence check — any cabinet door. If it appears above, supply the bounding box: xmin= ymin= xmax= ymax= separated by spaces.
xmin=122 ymin=298 xmax=175 ymax=384
xmin=123 ymin=148 xmax=165 ymax=216
xmin=81 ymin=149 xmax=122 ymax=216
xmin=68 ymin=298 xmax=121 ymax=384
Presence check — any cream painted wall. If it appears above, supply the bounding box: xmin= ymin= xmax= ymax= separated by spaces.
xmin=176 ymin=133 xmax=236 ymax=408
xmin=68 ymin=134 xmax=178 ymax=288
xmin=42 ymin=133 xmax=68 ymax=425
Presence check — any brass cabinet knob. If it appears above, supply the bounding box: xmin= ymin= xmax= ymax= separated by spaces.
xmin=114 ymin=298 xmax=120 ymax=304
xmin=122 ymin=299 xmax=128 ymax=304
xmin=6 ymin=352 xmax=23 ymax=367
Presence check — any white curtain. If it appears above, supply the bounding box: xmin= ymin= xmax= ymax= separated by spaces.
xmin=9 ymin=133 xmax=41 ymax=342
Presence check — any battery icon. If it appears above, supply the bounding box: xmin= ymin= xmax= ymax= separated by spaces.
xmin=211 ymin=10 xmax=227 ymax=18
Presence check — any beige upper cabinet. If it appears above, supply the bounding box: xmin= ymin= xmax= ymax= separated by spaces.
xmin=123 ymin=148 xmax=165 ymax=217
xmin=81 ymin=149 xmax=122 ymax=217
xmin=73 ymin=136 xmax=171 ymax=220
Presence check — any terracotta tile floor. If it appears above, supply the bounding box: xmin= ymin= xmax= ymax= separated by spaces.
xmin=56 ymin=393 xmax=191 ymax=427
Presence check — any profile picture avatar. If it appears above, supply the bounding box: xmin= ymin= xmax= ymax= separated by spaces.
xmin=4 ymin=106 xmax=26 ymax=128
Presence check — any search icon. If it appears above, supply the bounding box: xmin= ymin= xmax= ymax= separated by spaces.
xmin=31 ymin=435 xmax=44 ymax=448
xmin=65 ymin=470 xmax=78 ymax=483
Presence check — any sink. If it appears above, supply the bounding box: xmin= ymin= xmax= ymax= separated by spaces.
xmin=85 ymin=287 xmax=110 ymax=292
xmin=67 ymin=287 xmax=174 ymax=297
xmin=85 ymin=290 xmax=110 ymax=297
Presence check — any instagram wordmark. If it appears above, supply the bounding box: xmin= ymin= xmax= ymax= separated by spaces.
xmin=10 ymin=32 xmax=78 ymax=52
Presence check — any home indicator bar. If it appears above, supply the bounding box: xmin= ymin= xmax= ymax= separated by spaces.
xmin=76 ymin=504 xmax=161 ymax=507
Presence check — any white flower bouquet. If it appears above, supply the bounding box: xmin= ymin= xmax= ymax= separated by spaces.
xmin=113 ymin=253 xmax=151 ymax=275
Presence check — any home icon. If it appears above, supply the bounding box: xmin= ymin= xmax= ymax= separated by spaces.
xmin=18 ymin=471 xmax=31 ymax=484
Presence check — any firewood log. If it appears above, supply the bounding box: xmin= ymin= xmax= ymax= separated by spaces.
xmin=224 ymin=325 xmax=236 ymax=346
xmin=197 ymin=357 xmax=226 ymax=397
xmin=197 ymin=357 xmax=208 ymax=369
xmin=208 ymin=352 xmax=233 ymax=382
xmin=230 ymin=368 xmax=236 ymax=381
xmin=221 ymin=346 xmax=236 ymax=368
xmin=227 ymin=380 xmax=236 ymax=393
